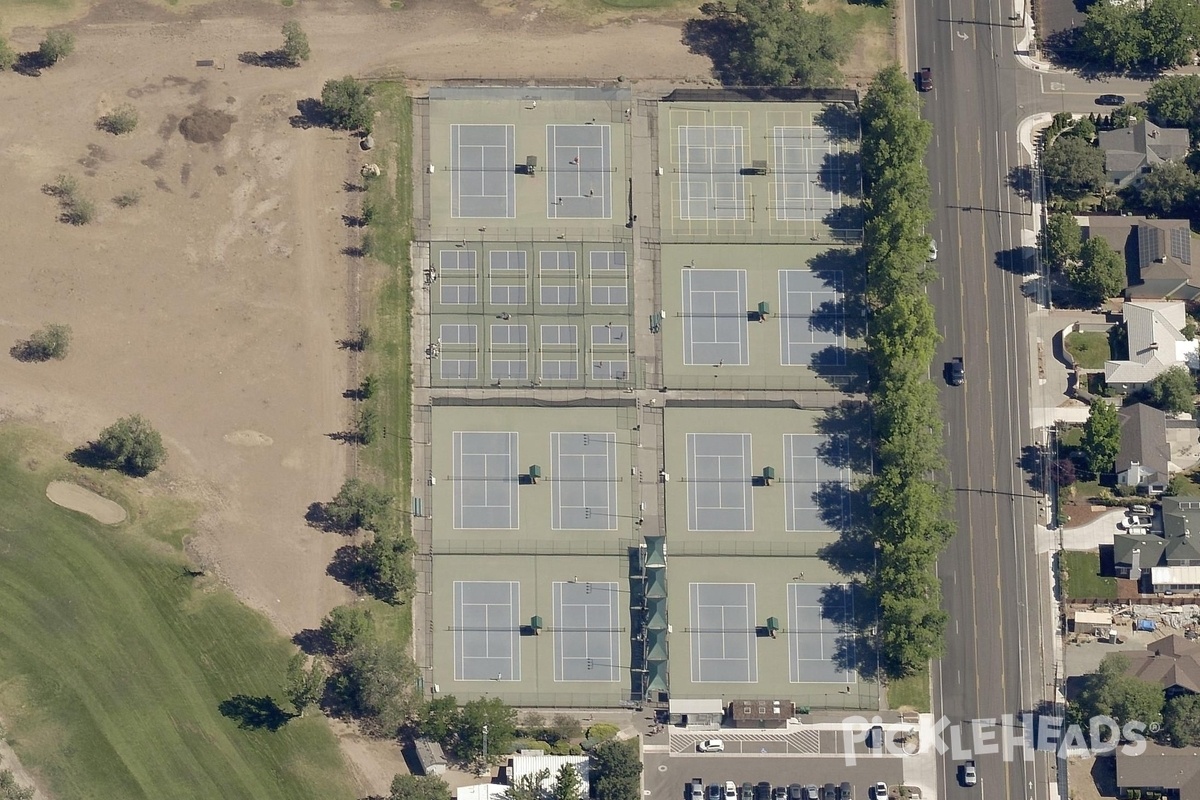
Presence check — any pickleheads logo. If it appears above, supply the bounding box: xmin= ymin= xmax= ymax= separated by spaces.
xmin=838 ymin=715 xmax=1150 ymax=765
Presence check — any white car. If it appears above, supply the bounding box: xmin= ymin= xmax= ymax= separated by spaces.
xmin=725 ymin=782 xmax=737 ymax=799
xmin=928 ymin=239 xmax=938 ymax=261
xmin=872 ymin=784 xmax=888 ymax=800
xmin=961 ymin=761 xmax=978 ymax=787
xmin=697 ymin=739 xmax=725 ymax=753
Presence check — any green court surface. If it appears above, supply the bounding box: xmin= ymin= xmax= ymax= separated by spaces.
xmin=0 ymin=428 xmax=357 ymax=800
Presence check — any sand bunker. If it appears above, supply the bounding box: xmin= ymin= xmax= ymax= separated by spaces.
xmin=223 ymin=430 xmax=274 ymax=447
xmin=46 ymin=481 xmax=128 ymax=525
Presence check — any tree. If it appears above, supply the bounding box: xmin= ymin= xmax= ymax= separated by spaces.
xmin=342 ymin=639 xmax=422 ymax=735
xmin=360 ymin=373 xmax=378 ymax=400
xmin=320 ymin=603 xmax=374 ymax=653
xmin=1082 ymin=400 xmax=1122 ymax=477
xmin=504 ymin=770 xmax=550 ymax=800
xmin=39 ymin=30 xmax=75 ymax=66
xmin=1143 ymin=0 xmax=1200 ymax=69
xmin=1072 ymin=653 xmax=1165 ymax=730
xmin=1081 ymin=0 xmax=1147 ymax=70
xmin=12 ymin=323 xmax=71 ymax=362
xmin=1066 ymin=237 xmax=1126 ymax=306
xmin=453 ymin=697 xmax=517 ymax=761
xmin=355 ymin=531 xmax=416 ymax=603
xmin=323 ymin=477 xmax=393 ymax=532
xmin=1042 ymin=134 xmax=1107 ymax=201
xmin=281 ymin=20 xmax=311 ymax=65
xmin=1040 ymin=212 xmax=1083 ymax=271
xmin=1131 ymin=161 xmax=1200 ymax=219
xmin=285 ymin=653 xmax=327 ymax=716
xmin=551 ymin=763 xmax=583 ymax=800
xmin=1147 ymin=74 xmax=1200 ymax=133
xmin=1145 ymin=364 xmax=1197 ymax=413
xmin=390 ymin=774 xmax=452 ymax=800
xmin=1053 ymin=457 xmax=1078 ymax=488
xmin=1164 ymin=693 xmax=1200 ymax=746
xmin=98 ymin=104 xmax=139 ymax=135
xmin=0 ymin=770 xmax=35 ymax=800
xmin=93 ymin=414 xmax=166 ymax=476
xmin=701 ymin=0 xmax=850 ymax=87
xmin=0 ymin=36 xmax=15 ymax=71
xmin=321 ymin=76 xmax=373 ymax=132
xmin=590 ymin=738 xmax=643 ymax=800
xmin=419 ymin=694 xmax=460 ymax=742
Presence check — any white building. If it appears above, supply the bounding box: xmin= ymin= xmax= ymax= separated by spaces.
xmin=1104 ymin=300 xmax=1199 ymax=392
xmin=506 ymin=753 xmax=590 ymax=800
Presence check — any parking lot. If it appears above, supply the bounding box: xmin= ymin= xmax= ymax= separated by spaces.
xmin=644 ymin=751 xmax=907 ymax=800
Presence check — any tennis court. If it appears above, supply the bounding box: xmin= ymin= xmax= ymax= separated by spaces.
xmin=675 ymin=125 xmax=748 ymax=221
xmin=453 ymin=431 xmax=519 ymax=529
xmin=784 ymin=434 xmax=850 ymax=532
xmin=689 ymin=582 xmax=758 ymax=683
xmin=547 ymin=124 xmax=613 ymax=220
xmin=787 ymin=582 xmax=855 ymax=683
xmin=681 ymin=269 xmax=749 ymax=366
xmin=686 ymin=432 xmax=753 ymax=532
xmin=454 ymin=580 xmax=521 ymax=681
xmin=551 ymin=432 xmax=618 ymax=530
xmin=451 ymin=124 xmax=516 ymax=219
xmin=778 ymin=269 xmax=844 ymax=366
xmin=772 ymin=126 xmax=843 ymax=222
xmin=553 ymin=580 xmax=622 ymax=682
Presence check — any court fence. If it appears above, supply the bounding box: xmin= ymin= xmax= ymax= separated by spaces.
xmin=434 ymin=538 xmax=638 ymax=556
xmin=660 ymin=373 xmax=860 ymax=392
xmin=662 ymin=87 xmax=860 ymax=105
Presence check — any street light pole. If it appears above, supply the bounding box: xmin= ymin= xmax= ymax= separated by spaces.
xmin=483 ymin=724 xmax=489 ymax=768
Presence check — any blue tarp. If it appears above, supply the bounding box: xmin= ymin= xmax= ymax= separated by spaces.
xmin=1136 ymin=619 xmax=1156 ymax=631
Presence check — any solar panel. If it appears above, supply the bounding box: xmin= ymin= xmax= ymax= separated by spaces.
xmin=1171 ymin=227 xmax=1190 ymax=265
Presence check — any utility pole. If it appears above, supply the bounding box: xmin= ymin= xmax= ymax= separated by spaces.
xmin=483 ymin=723 xmax=489 ymax=767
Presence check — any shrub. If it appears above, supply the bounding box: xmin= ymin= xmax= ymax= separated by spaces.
xmin=98 ymin=104 xmax=139 ymax=135
xmin=113 ymin=190 xmax=142 ymax=208
xmin=586 ymin=722 xmax=620 ymax=741
xmin=39 ymin=30 xmax=75 ymax=66
xmin=91 ymin=414 xmax=167 ymax=476
xmin=12 ymin=323 xmax=72 ymax=362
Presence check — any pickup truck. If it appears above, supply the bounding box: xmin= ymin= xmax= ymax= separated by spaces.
xmin=961 ymin=761 xmax=978 ymax=787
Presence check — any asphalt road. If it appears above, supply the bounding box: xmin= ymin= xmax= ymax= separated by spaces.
xmin=903 ymin=2 xmax=1052 ymax=800
xmin=643 ymin=751 xmax=905 ymax=800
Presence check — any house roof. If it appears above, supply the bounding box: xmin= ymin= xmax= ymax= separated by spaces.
xmin=1113 ymin=531 xmax=1169 ymax=568
xmin=507 ymin=754 xmax=590 ymax=799
xmin=1121 ymin=633 xmax=1200 ymax=694
xmin=1105 ymin=300 xmax=1199 ymax=385
xmin=1099 ymin=121 xmax=1191 ymax=187
xmin=1117 ymin=403 xmax=1170 ymax=477
xmin=1116 ymin=743 xmax=1200 ymax=796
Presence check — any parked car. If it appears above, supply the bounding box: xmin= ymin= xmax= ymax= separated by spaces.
xmin=1096 ymin=94 xmax=1126 ymax=106
xmin=756 ymin=782 xmax=773 ymax=800
xmin=697 ymin=739 xmax=725 ymax=753
xmin=725 ymin=782 xmax=738 ymax=800
xmin=867 ymin=725 xmax=885 ymax=750
xmin=803 ymin=787 xmax=819 ymax=800
xmin=961 ymin=761 xmax=978 ymax=787
xmin=773 ymin=787 xmax=788 ymax=800
xmin=741 ymin=784 xmax=755 ymax=800
xmin=839 ymin=783 xmax=853 ymax=800
xmin=917 ymin=67 xmax=933 ymax=91
xmin=823 ymin=784 xmax=836 ymax=800
xmin=708 ymin=785 xmax=723 ymax=800
xmin=1131 ymin=504 xmax=1150 ymax=514
xmin=690 ymin=780 xmax=705 ymax=800
xmin=787 ymin=785 xmax=803 ymax=800
xmin=872 ymin=783 xmax=888 ymax=800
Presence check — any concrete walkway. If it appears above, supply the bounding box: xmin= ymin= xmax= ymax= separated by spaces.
xmin=1052 ymin=509 xmax=1123 ymax=553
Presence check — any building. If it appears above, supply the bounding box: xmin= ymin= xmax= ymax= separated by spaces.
xmin=1114 ymin=497 xmax=1200 ymax=589
xmin=1085 ymin=216 xmax=1200 ymax=302
xmin=1121 ymin=634 xmax=1200 ymax=697
xmin=726 ymin=698 xmax=796 ymax=729
xmin=457 ymin=785 xmax=511 ymax=800
xmin=1116 ymin=744 xmax=1200 ymax=800
xmin=414 ymin=737 xmax=449 ymax=775
xmin=1116 ymin=403 xmax=1171 ymax=491
xmin=1103 ymin=301 xmax=1198 ymax=392
xmin=1097 ymin=120 xmax=1190 ymax=189
xmin=506 ymin=753 xmax=590 ymax=799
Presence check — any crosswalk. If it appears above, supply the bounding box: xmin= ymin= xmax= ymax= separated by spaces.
xmin=670 ymin=729 xmax=822 ymax=755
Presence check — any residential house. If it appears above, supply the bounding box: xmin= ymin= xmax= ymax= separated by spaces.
xmin=1097 ymin=120 xmax=1190 ymax=190
xmin=1113 ymin=496 xmax=1200 ymax=590
xmin=1116 ymin=403 xmax=1172 ymax=490
xmin=1121 ymin=633 xmax=1200 ymax=698
xmin=1085 ymin=216 xmax=1200 ymax=302
xmin=1116 ymin=743 xmax=1200 ymax=800
xmin=1103 ymin=300 xmax=1199 ymax=392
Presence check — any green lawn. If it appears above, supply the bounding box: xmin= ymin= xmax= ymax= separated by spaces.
xmin=361 ymin=81 xmax=415 ymax=646
xmin=0 ymin=427 xmax=358 ymax=800
xmin=1061 ymin=551 xmax=1117 ymax=600
xmin=887 ymin=666 xmax=930 ymax=712
xmin=1065 ymin=331 xmax=1111 ymax=370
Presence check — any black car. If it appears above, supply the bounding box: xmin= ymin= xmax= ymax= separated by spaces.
xmin=839 ymin=783 xmax=853 ymax=800
xmin=948 ymin=356 xmax=965 ymax=386
xmin=917 ymin=67 xmax=933 ymax=91
xmin=756 ymin=782 xmax=773 ymax=800
xmin=1096 ymin=93 xmax=1126 ymax=106
xmin=823 ymin=784 xmax=837 ymax=800
xmin=788 ymin=786 xmax=804 ymax=800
